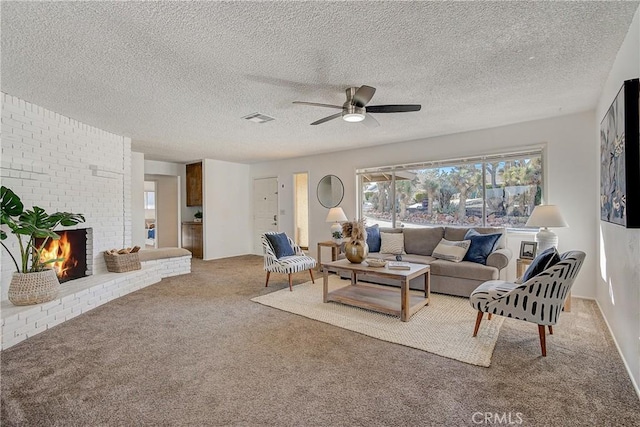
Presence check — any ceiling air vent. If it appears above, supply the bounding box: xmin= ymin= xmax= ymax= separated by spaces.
xmin=242 ymin=112 xmax=275 ymax=124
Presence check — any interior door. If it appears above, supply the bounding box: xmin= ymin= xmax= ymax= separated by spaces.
xmin=253 ymin=177 xmax=279 ymax=254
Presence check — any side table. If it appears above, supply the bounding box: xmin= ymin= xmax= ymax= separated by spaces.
xmin=517 ymin=257 xmax=571 ymax=312
xmin=317 ymin=241 xmax=341 ymax=272
xmin=516 ymin=258 xmax=533 ymax=277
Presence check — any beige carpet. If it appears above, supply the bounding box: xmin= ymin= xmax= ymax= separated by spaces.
xmin=252 ymin=275 xmax=504 ymax=367
xmin=3 ymin=256 xmax=640 ymax=426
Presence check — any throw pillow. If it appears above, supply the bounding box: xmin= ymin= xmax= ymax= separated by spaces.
xmin=265 ymin=233 xmax=295 ymax=259
xmin=432 ymin=238 xmax=471 ymax=262
xmin=463 ymin=229 xmax=502 ymax=265
xmin=521 ymin=247 xmax=561 ymax=282
xmin=366 ymin=224 xmax=381 ymax=252
xmin=379 ymin=232 xmax=405 ymax=255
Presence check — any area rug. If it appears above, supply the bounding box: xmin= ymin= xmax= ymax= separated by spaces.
xmin=251 ymin=275 xmax=504 ymax=367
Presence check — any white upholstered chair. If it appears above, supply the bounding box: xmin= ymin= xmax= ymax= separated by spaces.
xmin=470 ymin=250 xmax=585 ymax=356
xmin=262 ymin=232 xmax=316 ymax=291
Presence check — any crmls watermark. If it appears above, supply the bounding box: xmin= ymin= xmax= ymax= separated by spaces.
xmin=471 ymin=412 xmax=524 ymax=425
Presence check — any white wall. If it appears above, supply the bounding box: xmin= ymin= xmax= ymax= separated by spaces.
xmin=131 ymin=152 xmax=146 ymax=248
xmin=250 ymin=111 xmax=598 ymax=296
xmin=1 ymin=93 xmax=132 ymax=299
xmin=594 ymin=9 xmax=640 ymax=394
xmin=144 ymin=159 xmax=181 ymax=176
xmin=202 ymin=159 xmax=252 ymax=260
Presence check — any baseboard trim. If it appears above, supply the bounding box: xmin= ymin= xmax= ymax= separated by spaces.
xmin=569 ymin=294 xmax=595 ymax=300
xmin=594 ymin=298 xmax=640 ymax=400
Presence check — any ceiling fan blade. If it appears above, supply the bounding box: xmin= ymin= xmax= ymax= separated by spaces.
xmin=293 ymin=101 xmax=343 ymax=110
xmin=311 ymin=112 xmax=343 ymax=125
xmin=352 ymin=85 xmax=376 ymax=107
xmin=361 ymin=113 xmax=380 ymax=128
xmin=366 ymin=104 xmax=421 ymax=113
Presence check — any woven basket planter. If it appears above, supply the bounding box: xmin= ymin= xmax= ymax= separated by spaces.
xmin=104 ymin=252 xmax=141 ymax=273
xmin=8 ymin=269 xmax=60 ymax=306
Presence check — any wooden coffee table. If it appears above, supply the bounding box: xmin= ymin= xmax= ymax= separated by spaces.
xmin=322 ymin=259 xmax=430 ymax=322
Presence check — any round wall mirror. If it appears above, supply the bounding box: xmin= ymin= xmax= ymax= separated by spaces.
xmin=317 ymin=175 xmax=344 ymax=208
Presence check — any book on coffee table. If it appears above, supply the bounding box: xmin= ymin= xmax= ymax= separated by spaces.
xmin=387 ymin=261 xmax=411 ymax=270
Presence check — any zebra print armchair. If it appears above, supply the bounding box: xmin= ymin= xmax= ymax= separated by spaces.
xmin=262 ymin=232 xmax=316 ymax=291
xmin=470 ymin=250 xmax=585 ymax=356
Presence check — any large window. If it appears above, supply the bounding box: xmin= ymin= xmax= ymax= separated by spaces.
xmin=358 ymin=150 xmax=543 ymax=229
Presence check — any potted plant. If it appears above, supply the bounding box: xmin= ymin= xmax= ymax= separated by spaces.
xmin=194 ymin=210 xmax=203 ymax=222
xmin=1 ymin=186 xmax=85 ymax=305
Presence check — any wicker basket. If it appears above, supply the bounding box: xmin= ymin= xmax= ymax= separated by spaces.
xmin=8 ymin=269 xmax=60 ymax=306
xmin=104 ymin=252 xmax=141 ymax=273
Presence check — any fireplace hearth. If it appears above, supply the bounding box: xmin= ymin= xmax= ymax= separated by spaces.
xmin=37 ymin=228 xmax=92 ymax=283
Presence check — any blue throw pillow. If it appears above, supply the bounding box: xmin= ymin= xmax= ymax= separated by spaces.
xmin=265 ymin=233 xmax=295 ymax=258
xmin=463 ymin=229 xmax=502 ymax=265
xmin=521 ymin=247 xmax=561 ymax=282
xmin=366 ymin=224 xmax=381 ymax=252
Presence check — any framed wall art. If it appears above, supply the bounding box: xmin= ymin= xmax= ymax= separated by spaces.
xmin=600 ymin=78 xmax=640 ymax=228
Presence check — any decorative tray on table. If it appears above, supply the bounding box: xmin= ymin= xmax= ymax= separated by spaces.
xmin=365 ymin=258 xmax=387 ymax=268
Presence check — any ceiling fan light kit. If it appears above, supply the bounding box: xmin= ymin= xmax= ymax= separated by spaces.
xmin=293 ymin=85 xmax=421 ymax=126
xmin=342 ymin=105 xmax=366 ymax=122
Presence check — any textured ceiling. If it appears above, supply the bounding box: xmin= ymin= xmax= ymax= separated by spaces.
xmin=2 ymin=2 xmax=638 ymax=164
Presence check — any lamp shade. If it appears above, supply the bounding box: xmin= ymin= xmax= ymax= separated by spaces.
xmin=325 ymin=207 xmax=348 ymax=223
xmin=525 ymin=205 xmax=568 ymax=228
xmin=526 ymin=205 xmax=568 ymax=252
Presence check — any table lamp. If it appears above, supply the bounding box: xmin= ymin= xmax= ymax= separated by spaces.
xmin=325 ymin=207 xmax=348 ymax=241
xmin=525 ymin=205 xmax=568 ymax=252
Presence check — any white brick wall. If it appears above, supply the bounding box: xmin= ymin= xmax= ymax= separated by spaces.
xmin=1 ymin=93 xmax=132 ymax=299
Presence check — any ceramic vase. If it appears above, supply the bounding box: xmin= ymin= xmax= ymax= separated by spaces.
xmin=344 ymin=240 xmax=369 ymax=264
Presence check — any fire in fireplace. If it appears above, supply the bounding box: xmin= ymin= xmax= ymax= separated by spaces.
xmin=37 ymin=229 xmax=89 ymax=283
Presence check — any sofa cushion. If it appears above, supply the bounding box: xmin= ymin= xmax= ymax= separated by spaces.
xmin=463 ymin=229 xmax=502 ymax=265
xmin=380 ymin=232 xmax=405 ymax=254
xmin=379 ymin=227 xmax=403 ymax=234
xmin=521 ymin=247 xmax=561 ymax=282
xmin=403 ymin=227 xmax=444 ymax=256
xmin=445 ymin=227 xmax=506 ymax=249
xmin=430 ymin=260 xmax=499 ymax=281
xmin=138 ymin=247 xmax=191 ymax=261
xmin=265 ymin=233 xmax=294 ymax=258
xmin=366 ymin=224 xmax=381 ymax=252
xmin=432 ymin=238 xmax=471 ymax=263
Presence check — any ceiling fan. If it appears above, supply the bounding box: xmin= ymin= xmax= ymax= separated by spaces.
xmin=293 ymin=85 xmax=421 ymax=127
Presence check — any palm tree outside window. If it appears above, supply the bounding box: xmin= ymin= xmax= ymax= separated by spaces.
xmin=357 ymin=150 xmax=543 ymax=229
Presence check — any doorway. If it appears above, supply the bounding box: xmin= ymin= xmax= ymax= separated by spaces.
xmin=144 ymin=174 xmax=180 ymax=248
xmin=293 ymin=172 xmax=309 ymax=249
xmin=144 ymin=181 xmax=157 ymax=248
xmin=253 ymin=177 xmax=279 ymax=254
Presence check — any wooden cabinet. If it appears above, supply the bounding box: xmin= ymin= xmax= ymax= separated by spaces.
xmin=186 ymin=162 xmax=203 ymax=206
xmin=182 ymin=222 xmax=203 ymax=259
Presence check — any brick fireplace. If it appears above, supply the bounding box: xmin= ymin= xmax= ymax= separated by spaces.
xmin=1 ymin=93 xmax=132 ymax=299
xmin=37 ymin=228 xmax=93 ymax=282
xmin=0 ymin=93 xmax=193 ymax=350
